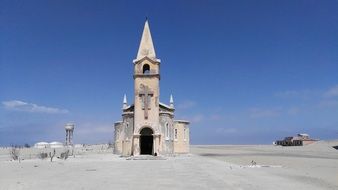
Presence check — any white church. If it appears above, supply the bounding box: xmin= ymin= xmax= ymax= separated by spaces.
xmin=113 ymin=20 xmax=190 ymax=156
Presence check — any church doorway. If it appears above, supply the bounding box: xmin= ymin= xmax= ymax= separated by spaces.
xmin=140 ymin=127 xmax=153 ymax=155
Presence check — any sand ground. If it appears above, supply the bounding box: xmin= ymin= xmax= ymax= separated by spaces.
xmin=0 ymin=141 xmax=337 ymax=190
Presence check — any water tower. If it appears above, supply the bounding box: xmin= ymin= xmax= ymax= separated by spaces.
xmin=65 ymin=123 xmax=75 ymax=146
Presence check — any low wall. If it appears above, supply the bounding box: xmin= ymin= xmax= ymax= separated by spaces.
xmin=0 ymin=144 xmax=113 ymax=161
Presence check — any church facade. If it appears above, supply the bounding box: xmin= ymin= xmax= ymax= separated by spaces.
xmin=113 ymin=20 xmax=190 ymax=156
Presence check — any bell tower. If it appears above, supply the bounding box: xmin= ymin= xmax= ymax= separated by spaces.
xmin=132 ymin=20 xmax=161 ymax=155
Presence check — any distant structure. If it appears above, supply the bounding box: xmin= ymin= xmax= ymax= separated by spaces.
xmin=65 ymin=123 xmax=75 ymax=146
xmin=49 ymin=141 xmax=64 ymax=148
xmin=275 ymin=134 xmax=318 ymax=146
xmin=34 ymin=142 xmax=50 ymax=149
xmin=113 ymin=20 xmax=190 ymax=156
xmin=34 ymin=141 xmax=64 ymax=149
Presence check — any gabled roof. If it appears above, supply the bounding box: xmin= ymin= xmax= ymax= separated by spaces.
xmin=159 ymin=102 xmax=174 ymax=111
xmin=123 ymin=104 xmax=134 ymax=112
xmin=174 ymin=120 xmax=190 ymax=124
xmin=133 ymin=56 xmax=160 ymax=64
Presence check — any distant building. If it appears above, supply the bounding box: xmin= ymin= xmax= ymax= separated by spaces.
xmin=275 ymin=134 xmax=318 ymax=146
xmin=34 ymin=141 xmax=64 ymax=149
xmin=49 ymin=141 xmax=64 ymax=148
xmin=34 ymin=142 xmax=50 ymax=149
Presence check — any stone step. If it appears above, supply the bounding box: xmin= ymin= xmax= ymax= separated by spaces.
xmin=126 ymin=155 xmax=167 ymax=160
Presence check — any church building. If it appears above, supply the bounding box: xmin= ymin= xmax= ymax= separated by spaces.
xmin=113 ymin=20 xmax=190 ymax=156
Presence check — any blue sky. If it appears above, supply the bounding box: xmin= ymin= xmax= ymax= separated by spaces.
xmin=1 ymin=0 xmax=338 ymax=146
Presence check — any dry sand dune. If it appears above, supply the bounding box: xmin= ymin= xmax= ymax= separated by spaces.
xmin=0 ymin=141 xmax=337 ymax=190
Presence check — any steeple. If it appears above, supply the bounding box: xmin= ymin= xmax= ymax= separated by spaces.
xmin=122 ymin=94 xmax=128 ymax=109
xmin=136 ymin=19 xmax=156 ymax=60
xmin=170 ymin=94 xmax=174 ymax=108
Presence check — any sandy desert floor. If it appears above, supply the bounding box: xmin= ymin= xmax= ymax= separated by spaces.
xmin=0 ymin=141 xmax=337 ymax=190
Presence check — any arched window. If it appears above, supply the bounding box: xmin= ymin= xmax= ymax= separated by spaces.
xmin=143 ymin=64 xmax=150 ymax=74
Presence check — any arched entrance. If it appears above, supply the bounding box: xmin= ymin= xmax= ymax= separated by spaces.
xmin=140 ymin=127 xmax=153 ymax=155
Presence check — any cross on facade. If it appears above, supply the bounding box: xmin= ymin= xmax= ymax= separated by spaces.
xmin=139 ymin=84 xmax=153 ymax=119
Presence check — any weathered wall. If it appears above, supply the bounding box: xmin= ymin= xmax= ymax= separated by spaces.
xmin=123 ymin=114 xmax=134 ymax=141
xmin=159 ymin=113 xmax=174 ymax=154
xmin=173 ymin=121 xmax=190 ymax=153
xmin=121 ymin=113 xmax=134 ymax=156
xmin=113 ymin=122 xmax=123 ymax=154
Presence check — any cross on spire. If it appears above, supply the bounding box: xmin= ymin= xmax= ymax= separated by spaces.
xmin=139 ymin=84 xmax=153 ymax=119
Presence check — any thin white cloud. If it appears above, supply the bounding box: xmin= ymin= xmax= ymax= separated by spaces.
xmin=287 ymin=107 xmax=300 ymax=115
xmin=74 ymin=122 xmax=114 ymax=144
xmin=209 ymin=114 xmax=222 ymax=121
xmin=319 ymin=100 xmax=338 ymax=107
xmin=275 ymin=90 xmax=300 ymax=98
xmin=249 ymin=108 xmax=280 ymax=118
xmin=216 ymin=127 xmax=238 ymax=134
xmin=2 ymin=100 xmax=69 ymax=114
xmin=77 ymin=124 xmax=113 ymax=135
xmin=188 ymin=114 xmax=205 ymax=123
xmin=276 ymin=85 xmax=338 ymax=100
xmin=323 ymin=85 xmax=338 ymax=98
xmin=319 ymin=85 xmax=338 ymax=107
xmin=274 ymin=90 xmax=317 ymax=99
xmin=177 ymin=100 xmax=196 ymax=109
xmin=274 ymin=85 xmax=338 ymax=111
xmin=181 ymin=112 xmax=235 ymax=124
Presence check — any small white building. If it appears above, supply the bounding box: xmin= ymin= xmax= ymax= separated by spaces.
xmin=34 ymin=142 xmax=50 ymax=149
xmin=49 ymin=141 xmax=64 ymax=148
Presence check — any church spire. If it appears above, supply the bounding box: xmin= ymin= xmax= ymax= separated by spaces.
xmin=170 ymin=94 xmax=174 ymax=108
xmin=122 ymin=94 xmax=128 ymax=109
xmin=136 ymin=19 xmax=156 ymax=60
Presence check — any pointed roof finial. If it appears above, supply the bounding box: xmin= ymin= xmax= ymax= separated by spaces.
xmin=136 ymin=19 xmax=156 ymax=60
xmin=170 ymin=94 xmax=174 ymax=108
xmin=123 ymin=94 xmax=128 ymax=109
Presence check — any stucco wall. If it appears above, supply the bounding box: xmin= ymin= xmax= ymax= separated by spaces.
xmin=173 ymin=121 xmax=190 ymax=153
xmin=160 ymin=113 xmax=174 ymax=154
xmin=123 ymin=114 xmax=134 ymax=142
xmin=113 ymin=122 xmax=123 ymax=154
xmin=121 ymin=114 xmax=134 ymax=156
